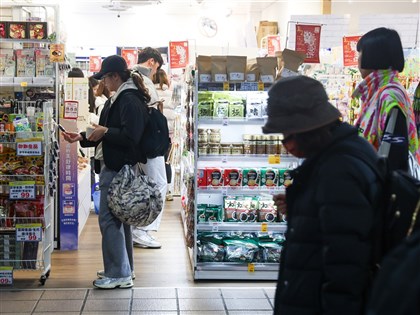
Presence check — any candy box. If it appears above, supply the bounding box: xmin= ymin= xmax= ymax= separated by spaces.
xmin=0 ymin=22 xmax=7 ymax=38
xmin=8 ymin=22 xmax=27 ymax=39
xmin=28 ymin=22 xmax=47 ymax=40
xmin=223 ymin=168 xmax=241 ymax=187
xmin=206 ymin=167 xmax=223 ymax=187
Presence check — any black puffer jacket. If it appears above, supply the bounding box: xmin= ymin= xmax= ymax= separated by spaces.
xmin=80 ymin=88 xmax=149 ymax=173
xmin=274 ymin=123 xmax=383 ymax=315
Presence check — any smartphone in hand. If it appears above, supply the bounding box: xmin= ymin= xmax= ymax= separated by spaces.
xmin=58 ymin=124 xmax=66 ymax=132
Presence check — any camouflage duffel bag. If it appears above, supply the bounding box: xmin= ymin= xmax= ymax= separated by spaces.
xmin=108 ymin=164 xmax=163 ymax=227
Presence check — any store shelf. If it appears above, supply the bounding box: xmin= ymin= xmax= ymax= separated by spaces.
xmin=198 ymin=82 xmax=272 ymax=92
xmin=0 ymin=38 xmax=51 ymax=44
xmin=197 ymin=222 xmax=287 ymax=232
xmin=197 ymin=154 xmax=295 ymax=162
xmin=0 ymin=82 xmax=54 ymax=88
xmin=195 ymin=262 xmax=279 ymax=280
xmin=197 ymin=186 xmax=286 ymax=194
xmin=198 ymin=117 xmax=267 ymax=125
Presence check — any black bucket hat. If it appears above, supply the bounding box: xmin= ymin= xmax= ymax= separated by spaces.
xmin=93 ymin=55 xmax=127 ymax=79
xmin=262 ymin=76 xmax=341 ymax=136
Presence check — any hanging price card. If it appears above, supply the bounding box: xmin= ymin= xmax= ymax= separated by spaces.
xmin=223 ymin=82 xmax=230 ymax=91
xmin=16 ymin=141 xmax=42 ymax=156
xmin=261 ymin=222 xmax=268 ymax=232
xmin=20 ymin=81 xmax=28 ymax=87
xmin=258 ymin=81 xmax=265 ymax=91
xmin=9 ymin=181 xmax=36 ymax=200
xmin=0 ymin=267 xmax=13 ymax=286
xmin=16 ymin=223 xmax=43 ymax=242
xmin=268 ymin=154 xmax=280 ymax=164
xmin=248 ymin=263 xmax=255 ymax=273
xmin=211 ymin=222 xmax=219 ymax=232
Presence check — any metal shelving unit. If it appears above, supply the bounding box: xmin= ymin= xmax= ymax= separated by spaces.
xmin=192 ymin=80 xmax=298 ymax=280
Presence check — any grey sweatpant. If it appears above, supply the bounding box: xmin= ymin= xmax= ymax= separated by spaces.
xmin=98 ymin=166 xmax=133 ymax=278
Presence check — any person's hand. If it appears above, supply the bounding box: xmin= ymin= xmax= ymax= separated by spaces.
xmin=273 ymin=193 xmax=287 ymax=216
xmin=87 ymin=123 xmax=108 ymax=142
xmin=62 ymin=131 xmax=82 ymax=143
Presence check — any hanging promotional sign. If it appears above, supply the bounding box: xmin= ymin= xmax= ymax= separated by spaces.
xmin=169 ymin=41 xmax=189 ymax=69
xmin=89 ymin=56 xmax=102 ymax=72
xmin=343 ymin=35 xmax=362 ymax=67
xmin=295 ymin=24 xmax=322 ymax=63
xmin=267 ymin=35 xmax=281 ymax=56
xmin=49 ymin=43 xmax=65 ymax=62
xmin=121 ymin=49 xmax=138 ymax=69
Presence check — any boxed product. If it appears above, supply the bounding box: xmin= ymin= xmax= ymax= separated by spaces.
xmin=35 ymin=49 xmax=54 ymax=77
xmin=15 ymin=49 xmax=35 ymax=77
xmin=8 ymin=22 xmax=27 ymax=39
xmin=223 ymin=168 xmax=242 ymax=187
xmin=260 ymin=168 xmax=279 ymax=187
xmin=206 ymin=167 xmax=223 ymax=187
xmin=227 ymin=55 xmax=246 ymax=83
xmin=28 ymin=22 xmax=47 ymax=40
xmin=242 ymin=168 xmax=260 ymax=187
xmin=0 ymin=49 xmax=15 ymax=78
xmin=0 ymin=21 xmax=7 ymax=38
xmin=197 ymin=168 xmax=207 ymax=187
xmin=279 ymin=169 xmax=293 ymax=187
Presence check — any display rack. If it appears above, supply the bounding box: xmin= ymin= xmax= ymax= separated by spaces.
xmin=191 ymin=80 xmax=299 ymax=280
xmin=0 ymin=4 xmax=60 ymax=285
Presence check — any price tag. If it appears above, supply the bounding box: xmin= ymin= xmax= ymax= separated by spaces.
xmin=16 ymin=223 xmax=43 ymax=242
xmin=261 ymin=222 xmax=268 ymax=232
xmin=222 ymin=117 xmax=229 ymax=126
xmin=221 ymin=155 xmax=228 ymax=163
xmin=248 ymin=263 xmax=255 ymax=273
xmin=258 ymin=81 xmax=265 ymax=91
xmin=9 ymin=181 xmax=36 ymax=200
xmin=16 ymin=141 xmax=42 ymax=156
xmin=0 ymin=267 xmax=13 ymax=286
xmin=211 ymin=222 xmax=219 ymax=232
xmin=268 ymin=154 xmax=280 ymax=164
xmin=223 ymin=82 xmax=230 ymax=91
xmin=20 ymin=81 xmax=28 ymax=87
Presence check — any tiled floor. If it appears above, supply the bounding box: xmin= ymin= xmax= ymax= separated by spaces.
xmin=0 ymin=287 xmax=275 ymax=314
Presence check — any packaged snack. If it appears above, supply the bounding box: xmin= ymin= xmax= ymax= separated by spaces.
xmin=8 ymin=22 xmax=27 ymax=39
xmin=0 ymin=49 xmax=15 ymax=77
xmin=246 ymin=58 xmax=259 ymax=82
xmin=228 ymin=100 xmax=245 ymax=118
xmin=206 ymin=205 xmax=223 ymax=222
xmin=224 ymin=196 xmax=237 ymax=222
xmin=206 ymin=168 xmax=223 ymax=187
xmin=223 ymin=238 xmax=259 ymax=262
xmin=258 ymin=197 xmax=277 ymax=222
xmin=257 ymin=57 xmax=278 ymax=83
xmin=198 ymin=100 xmax=213 ymax=118
xmin=28 ymin=22 xmax=47 ymax=40
xmin=227 ymin=55 xmax=246 ymax=83
xmin=15 ymin=49 xmax=35 ymax=77
xmin=197 ymin=204 xmax=207 ymax=223
xmin=211 ymin=56 xmax=227 ymax=82
xmin=0 ymin=22 xmax=7 ymax=38
xmin=213 ymin=99 xmax=229 ymax=118
xmin=35 ymin=49 xmax=54 ymax=77
xmin=242 ymin=168 xmax=260 ymax=187
xmin=196 ymin=55 xmax=212 ymax=83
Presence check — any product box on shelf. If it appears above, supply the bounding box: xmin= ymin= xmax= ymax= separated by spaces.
xmin=0 ymin=49 xmax=16 ymax=79
xmin=242 ymin=168 xmax=260 ymax=187
xmin=223 ymin=168 xmax=242 ymax=187
xmin=206 ymin=167 xmax=223 ymax=187
xmin=260 ymin=168 xmax=279 ymax=187
xmin=28 ymin=22 xmax=47 ymax=40
xmin=15 ymin=49 xmax=35 ymax=77
xmin=8 ymin=22 xmax=27 ymax=39
xmin=0 ymin=21 xmax=7 ymax=38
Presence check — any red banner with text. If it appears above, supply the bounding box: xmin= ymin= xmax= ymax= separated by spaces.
xmin=169 ymin=41 xmax=189 ymax=69
xmin=342 ymin=35 xmax=362 ymax=67
xmin=295 ymin=24 xmax=322 ymax=63
xmin=121 ymin=49 xmax=138 ymax=69
xmin=267 ymin=35 xmax=281 ymax=56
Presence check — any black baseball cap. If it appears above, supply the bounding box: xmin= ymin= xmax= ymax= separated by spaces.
xmin=93 ymin=55 xmax=127 ymax=79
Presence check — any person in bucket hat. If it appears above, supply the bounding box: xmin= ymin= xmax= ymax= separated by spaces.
xmin=266 ymin=76 xmax=382 ymax=315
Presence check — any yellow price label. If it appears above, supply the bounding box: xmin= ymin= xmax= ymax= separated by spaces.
xmin=20 ymin=82 xmax=28 ymax=87
xmin=258 ymin=81 xmax=264 ymax=91
xmin=261 ymin=222 xmax=268 ymax=232
xmin=248 ymin=263 xmax=255 ymax=273
xmin=223 ymin=82 xmax=229 ymax=91
xmin=268 ymin=154 xmax=280 ymax=164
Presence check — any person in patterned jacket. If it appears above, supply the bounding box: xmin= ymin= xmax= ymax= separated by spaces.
xmin=353 ymin=27 xmax=420 ymax=171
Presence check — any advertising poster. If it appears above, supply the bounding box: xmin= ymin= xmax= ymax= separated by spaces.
xmin=121 ymin=49 xmax=138 ymax=69
xmin=59 ymin=119 xmax=78 ymax=250
xmin=343 ymin=36 xmax=362 ymax=67
xmin=169 ymin=41 xmax=189 ymax=69
xmin=267 ymin=35 xmax=281 ymax=56
xmin=295 ymin=24 xmax=322 ymax=63
xmin=89 ymin=56 xmax=102 ymax=72
xmin=49 ymin=43 xmax=65 ymax=62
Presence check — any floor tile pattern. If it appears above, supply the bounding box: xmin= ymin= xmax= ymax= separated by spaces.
xmin=0 ymin=287 xmax=275 ymax=314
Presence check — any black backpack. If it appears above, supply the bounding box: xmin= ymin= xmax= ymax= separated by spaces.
xmin=347 ymin=151 xmax=420 ymax=264
xmin=140 ymin=102 xmax=170 ymax=159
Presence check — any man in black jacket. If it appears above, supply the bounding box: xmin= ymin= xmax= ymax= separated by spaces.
xmin=263 ymin=76 xmax=383 ymax=315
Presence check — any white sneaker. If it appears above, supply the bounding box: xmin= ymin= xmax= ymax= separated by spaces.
xmin=93 ymin=276 xmax=133 ymax=289
xmin=97 ymin=270 xmax=135 ymax=280
xmin=133 ymin=230 xmax=161 ymax=249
